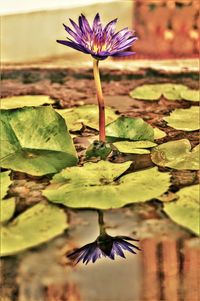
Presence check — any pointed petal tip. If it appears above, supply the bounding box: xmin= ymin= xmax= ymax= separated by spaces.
xmin=93 ymin=12 xmax=101 ymax=25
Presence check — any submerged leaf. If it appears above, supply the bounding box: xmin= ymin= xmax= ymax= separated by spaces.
xmin=106 ymin=116 xmax=154 ymax=142
xmin=43 ymin=161 xmax=170 ymax=209
xmin=0 ymin=106 xmax=78 ymax=176
xmin=0 ymin=172 xmax=15 ymax=223
xmin=180 ymin=89 xmax=199 ymax=102
xmin=151 ymin=139 xmax=199 ymax=170
xmin=130 ymin=83 xmax=188 ymax=101
xmin=163 ymin=185 xmax=199 ymax=235
xmin=113 ymin=140 xmax=157 ymax=154
xmin=1 ymin=203 xmax=68 ymax=256
xmin=56 ymin=104 xmax=118 ymax=131
xmin=0 ymin=95 xmax=55 ymax=110
xmin=163 ymin=106 xmax=199 ymax=131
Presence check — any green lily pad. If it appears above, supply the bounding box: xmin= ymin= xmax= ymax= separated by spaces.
xmin=1 ymin=171 xmax=12 ymax=198
xmin=180 ymin=89 xmax=199 ymax=102
xmin=1 ymin=203 xmax=68 ymax=256
xmin=0 ymin=95 xmax=55 ymax=110
xmin=106 ymin=116 xmax=154 ymax=142
xmin=151 ymin=139 xmax=199 ymax=170
xmin=162 ymin=84 xmax=188 ymax=100
xmin=153 ymin=127 xmax=166 ymax=139
xmin=113 ymin=140 xmax=157 ymax=154
xmin=130 ymin=83 xmax=188 ymax=101
xmin=1 ymin=198 xmax=16 ymax=223
xmin=43 ymin=161 xmax=170 ymax=209
xmin=130 ymin=84 xmax=161 ymax=101
xmin=0 ymin=172 xmax=15 ymax=223
xmin=56 ymin=104 xmax=118 ymax=131
xmin=0 ymin=106 xmax=78 ymax=176
xmin=163 ymin=106 xmax=199 ymax=131
xmin=163 ymin=185 xmax=199 ymax=235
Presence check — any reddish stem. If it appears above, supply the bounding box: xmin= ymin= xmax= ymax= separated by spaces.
xmin=93 ymin=59 xmax=106 ymax=142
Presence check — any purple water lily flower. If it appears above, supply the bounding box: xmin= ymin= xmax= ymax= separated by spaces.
xmin=67 ymin=234 xmax=141 ymax=265
xmin=57 ymin=13 xmax=137 ymax=60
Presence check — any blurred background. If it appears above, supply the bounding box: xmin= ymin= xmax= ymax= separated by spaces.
xmin=1 ymin=0 xmax=199 ymax=64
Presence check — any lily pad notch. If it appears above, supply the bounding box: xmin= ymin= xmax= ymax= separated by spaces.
xmin=43 ymin=161 xmax=171 ymax=210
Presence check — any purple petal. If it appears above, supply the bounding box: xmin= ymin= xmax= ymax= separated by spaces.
xmin=120 ymin=240 xmax=141 ymax=251
xmin=67 ymin=242 xmax=96 ymax=264
xmin=115 ymin=36 xmax=138 ymax=51
xmin=93 ymin=13 xmax=102 ymax=31
xmin=111 ymin=33 xmax=136 ymax=50
xmin=96 ymin=50 xmax=111 ymax=56
xmin=80 ymin=14 xmax=92 ymax=33
xmin=91 ymin=53 xmax=109 ymax=60
xmin=69 ymin=18 xmax=82 ymax=36
xmin=119 ymin=243 xmax=137 ymax=254
xmin=84 ymin=244 xmax=98 ymax=264
xmin=56 ymin=40 xmax=90 ymax=54
xmin=113 ymin=242 xmax=126 ymax=258
xmin=67 ymin=244 xmax=87 ymax=259
xmin=63 ymin=24 xmax=82 ymax=42
xmin=103 ymin=18 xmax=117 ymax=35
xmin=92 ymin=247 xmax=102 ymax=263
xmin=109 ymin=248 xmax=115 ymax=260
xmin=112 ymin=27 xmax=129 ymax=41
xmin=76 ymin=248 xmax=91 ymax=264
xmin=119 ymin=236 xmax=140 ymax=242
xmin=111 ymin=51 xmax=136 ymax=57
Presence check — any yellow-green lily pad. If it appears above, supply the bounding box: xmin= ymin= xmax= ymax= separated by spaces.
xmin=180 ymin=89 xmax=199 ymax=102
xmin=56 ymin=104 xmax=118 ymax=131
xmin=1 ymin=171 xmax=12 ymax=198
xmin=130 ymin=83 xmax=188 ymax=101
xmin=113 ymin=140 xmax=157 ymax=154
xmin=106 ymin=116 xmax=154 ymax=142
xmin=130 ymin=84 xmax=161 ymax=101
xmin=153 ymin=128 xmax=166 ymax=139
xmin=0 ymin=172 xmax=15 ymax=223
xmin=0 ymin=106 xmax=78 ymax=176
xmin=1 ymin=203 xmax=68 ymax=256
xmin=0 ymin=95 xmax=55 ymax=110
xmin=1 ymin=198 xmax=16 ymax=223
xmin=163 ymin=106 xmax=199 ymax=131
xmin=43 ymin=161 xmax=171 ymax=209
xmin=151 ymin=139 xmax=199 ymax=170
xmin=163 ymin=185 xmax=199 ymax=235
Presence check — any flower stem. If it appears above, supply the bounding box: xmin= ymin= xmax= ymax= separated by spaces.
xmin=93 ymin=59 xmax=106 ymax=142
xmin=97 ymin=210 xmax=106 ymax=236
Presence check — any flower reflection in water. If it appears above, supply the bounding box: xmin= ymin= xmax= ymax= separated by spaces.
xmin=67 ymin=210 xmax=141 ymax=265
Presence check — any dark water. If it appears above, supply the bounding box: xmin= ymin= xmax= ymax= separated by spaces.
xmin=2 ymin=209 xmax=200 ymax=301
